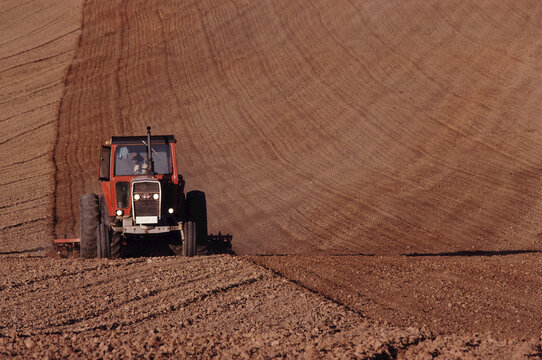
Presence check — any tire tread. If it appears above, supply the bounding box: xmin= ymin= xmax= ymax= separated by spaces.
xmin=80 ymin=194 xmax=99 ymax=258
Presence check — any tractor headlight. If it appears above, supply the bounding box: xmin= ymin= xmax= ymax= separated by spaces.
xmin=116 ymin=209 xmax=123 ymax=216
xmin=153 ymin=193 xmax=159 ymax=200
xmin=168 ymin=208 xmax=174 ymax=214
xmin=134 ymin=194 xmax=141 ymax=201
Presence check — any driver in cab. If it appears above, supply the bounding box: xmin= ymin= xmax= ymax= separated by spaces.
xmin=131 ymin=152 xmax=147 ymax=174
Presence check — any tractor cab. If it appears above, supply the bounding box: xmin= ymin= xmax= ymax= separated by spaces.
xmin=99 ymin=129 xmax=183 ymax=228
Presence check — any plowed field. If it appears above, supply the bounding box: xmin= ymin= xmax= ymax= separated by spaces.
xmin=1 ymin=0 xmax=541 ymax=358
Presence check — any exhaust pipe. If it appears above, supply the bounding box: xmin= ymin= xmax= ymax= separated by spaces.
xmin=146 ymin=126 xmax=154 ymax=176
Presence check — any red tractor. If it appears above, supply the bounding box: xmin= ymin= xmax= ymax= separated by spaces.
xmin=63 ymin=127 xmax=230 ymax=258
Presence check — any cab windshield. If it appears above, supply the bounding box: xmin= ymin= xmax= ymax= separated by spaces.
xmin=114 ymin=144 xmax=172 ymax=176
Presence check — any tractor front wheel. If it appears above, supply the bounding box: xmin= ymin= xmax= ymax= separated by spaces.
xmin=97 ymin=223 xmax=111 ymax=259
xmin=110 ymin=231 xmax=121 ymax=259
xmin=183 ymin=221 xmax=196 ymax=257
xmin=186 ymin=191 xmax=207 ymax=246
xmin=80 ymin=194 xmax=99 ymax=258
xmin=100 ymin=195 xmax=113 ymax=226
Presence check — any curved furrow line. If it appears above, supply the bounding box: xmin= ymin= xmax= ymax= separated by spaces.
xmin=0 ymin=257 xmax=257 ymax=334
xmin=1 ymin=265 xmax=111 ymax=291
xmin=65 ymin=7 xmax=95 ymax=238
xmin=0 ymin=259 xmax=172 ymax=316
xmin=0 ymin=0 xmax=33 ymax=16
xmin=0 ymin=101 xmax=57 ymax=124
xmin=0 ymin=258 xmax=147 ymax=287
xmin=0 ymin=50 xmax=73 ymax=75
xmin=54 ymin=0 xmax=111 ymax=238
xmin=0 ymin=173 xmax=48 ymax=187
xmin=2 ymin=1 xmax=542 ymax=354
xmin=0 ymin=77 xmax=60 ymax=97
xmin=114 ymin=0 xmax=128 ymax=135
xmin=0 ymin=194 xmax=49 ymax=211
xmin=0 ymin=7 xmax=75 ymax=48
xmin=250 ymin=121 xmax=536 ymax=250
xmin=264 ymin=5 xmax=449 ymax=168
xmin=434 ymin=3 xmax=536 ymax=83
xmin=113 ymin=275 xmax=262 ymax=326
xmin=274 ymin=154 xmax=535 ymax=252
xmin=16 ymin=272 xmax=216 ymax=333
xmin=65 ymin=275 xmax=264 ymax=334
xmin=51 ymin=0 xmax=542 ymax=255
xmin=0 ymin=196 xmax=51 ymax=217
xmin=0 ymin=29 xmax=80 ymax=63
xmin=155 ymin=5 xmax=202 ymax=161
xmin=1 ymin=153 xmax=49 ymax=169
xmin=0 ymin=217 xmax=49 ymax=232
xmin=0 ymin=120 xmax=54 ymax=146
xmin=11 ymin=274 xmax=264 ymax=337
xmin=346 ymin=1 xmax=540 ymax=142
xmin=203 ymin=5 xmax=377 ymax=186
xmin=428 ymin=1 xmax=539 ymax=69
xmin=502 ymin=0 xmax=542 ymax=28
xmin=340 ymin=2 xmax=540 ymax=167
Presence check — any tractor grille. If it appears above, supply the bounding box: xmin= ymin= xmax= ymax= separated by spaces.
xmin=132 ymin=181 xmax=160 ymax=223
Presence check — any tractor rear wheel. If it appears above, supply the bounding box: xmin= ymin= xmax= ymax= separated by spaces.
xmin=183 ymin=221 xmax=196 ymax=257
xmin=100 ymin=195 xmax=121 ymax=258
xmin=96 ymin=223 xmax=111 ymax=259
xmin=80 ymin=194 xmax=100 ymax=258
xmin=100 ymin=194 xmax=113 ymax=227
xmin=110 ymin=231 xmax=121 ymax=259
xmin=186 ymin=191 xmax=207 ymax=246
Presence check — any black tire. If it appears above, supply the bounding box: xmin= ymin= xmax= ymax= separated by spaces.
xmin=183 ymin=221 xmax=196 ymax=257
xmin=110 ymin=231 xmax=121 ymax=259
xmin=186 ymin=191 xmax=207 ymax=246
xmin=80 ymin=193 xmax=100 ymax=258
xmin=100 ymin=195 xmax=121 ymax=258
xmin=96 ymin=223 xmax=111 ymax=259
xmin=100 ymin=194 xmax=113 ymax=227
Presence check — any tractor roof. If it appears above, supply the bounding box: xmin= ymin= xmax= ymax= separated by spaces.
xmin=111 ymin=135 xmax=176 ymax=145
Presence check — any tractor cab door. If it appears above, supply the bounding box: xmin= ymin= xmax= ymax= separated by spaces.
xmin=99 ymin=145 xmax=111 ymax=181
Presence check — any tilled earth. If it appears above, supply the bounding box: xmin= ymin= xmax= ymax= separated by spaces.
xmin=2 ymin=0 xmax=542 ymax=358
xmin=250 ymin=253 xmax=542 ymax=339
xmin=1 ymin=254 xmax=540 ymax=359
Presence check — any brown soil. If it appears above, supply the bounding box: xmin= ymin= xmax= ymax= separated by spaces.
xmin=0 ymin=0 xmax=82 ymax=254
xmin=249 ymin=253 xmax=542 ymax=338
xmin=1 ymin=0 xmax=542 ymax=358
xmin=54 ymin=0 xmax=542 ymax=256
xmin=1 ymin=256 xmax=540 ymax=359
